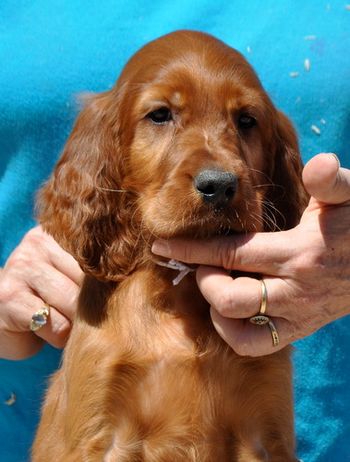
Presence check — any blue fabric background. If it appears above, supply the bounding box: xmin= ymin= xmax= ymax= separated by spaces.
xmin=0 ymin=1 xmax=349 ymax=460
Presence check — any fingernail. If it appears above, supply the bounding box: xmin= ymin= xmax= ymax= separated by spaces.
xmin=329 ymin=153 xmax=341 ymax=167
xmin=151 ymin=240 xmax=171 ymax=257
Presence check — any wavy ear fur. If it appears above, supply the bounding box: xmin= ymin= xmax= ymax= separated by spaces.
xmin=37 ymin=90 xmax=141 ymax=281
xmin=265 ymin=111 xmax=309 ymax=231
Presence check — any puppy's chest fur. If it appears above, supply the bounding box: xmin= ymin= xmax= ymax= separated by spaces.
xmin=41 ymin=268 xmax=294 ymax=461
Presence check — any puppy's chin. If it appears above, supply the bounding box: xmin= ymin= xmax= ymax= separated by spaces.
xmin=147 ymin=208 xmax=257 ymax=241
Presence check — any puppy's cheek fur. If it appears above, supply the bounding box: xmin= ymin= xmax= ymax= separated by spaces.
xmin=126 ymin=125 xmax=176 ymax=189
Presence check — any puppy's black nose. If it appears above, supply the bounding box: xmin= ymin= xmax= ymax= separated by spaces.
xmin=194 ymin=170 xmax=237 ymax=206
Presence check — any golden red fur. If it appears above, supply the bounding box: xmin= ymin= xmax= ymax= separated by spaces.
xmin=33 ymin=31 xmax=308 ymax=461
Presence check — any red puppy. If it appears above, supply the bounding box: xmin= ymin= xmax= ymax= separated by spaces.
xmin=33 ymin=31 xmax=307 ymax=461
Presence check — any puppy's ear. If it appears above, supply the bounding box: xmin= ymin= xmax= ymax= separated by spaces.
xmin=37 ymin=90 xmax=140 ymax=281
xmin=265 ymin=111 xmax=309 ymax=230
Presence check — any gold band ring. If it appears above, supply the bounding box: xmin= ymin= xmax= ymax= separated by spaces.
xmin=259 ymin=278 xmax=267 ymax=315
xmin=30 ymin=303 xmax=50 ymax=332
xmin=249 ymin=279 xmax=269 ymax=325
xmin=249 ymin=280 xmax=280 ymax=347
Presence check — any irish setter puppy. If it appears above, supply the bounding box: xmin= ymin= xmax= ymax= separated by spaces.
xmin=33 ymin=30 xmax=307 ymax=461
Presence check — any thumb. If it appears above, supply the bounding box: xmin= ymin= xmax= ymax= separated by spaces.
xmin=303 ymin=153 xmax=350 ymax=204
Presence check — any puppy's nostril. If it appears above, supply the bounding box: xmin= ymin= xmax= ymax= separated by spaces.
xmin=194 ymin=170 xmax=237 ymax=206
xmin=225 ymin=186 xmax=235 ymax=199
xmin=198 ymin=183 xmax=216 ymax=196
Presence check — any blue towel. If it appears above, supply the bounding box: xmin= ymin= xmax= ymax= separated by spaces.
xmin=1 ymin=1 xmax=349 ymax=460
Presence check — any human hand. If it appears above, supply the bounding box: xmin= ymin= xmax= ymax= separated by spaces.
xmin=152 ymin=153 xmax=350 ymax=356
xmin=0 ymin=226 xmax=83 ymax=360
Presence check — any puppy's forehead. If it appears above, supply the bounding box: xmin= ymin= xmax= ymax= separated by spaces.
xmin=134 ymin=61 xmax=264 ymax=115
xmin=118 ymin=30 xmax=262 ymax=92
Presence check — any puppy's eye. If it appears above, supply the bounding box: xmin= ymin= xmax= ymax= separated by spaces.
xmin=147 ymin=107 xmax=172 ymax=125
xmin=238 ymin=114 xmax=257 ymax=130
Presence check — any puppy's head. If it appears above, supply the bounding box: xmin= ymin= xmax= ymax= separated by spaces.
xmin=38 ymin=31 xmax=307 ymax=281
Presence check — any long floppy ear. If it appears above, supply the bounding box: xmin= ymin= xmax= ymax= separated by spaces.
xmin=264 ymin=111 xmax=309 ymax=231
xmin=37 ymin=90 xmax=140 ymax=281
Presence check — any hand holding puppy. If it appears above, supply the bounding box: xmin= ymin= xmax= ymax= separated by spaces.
xmin=152 ymin=153 xmax=350 ymax=356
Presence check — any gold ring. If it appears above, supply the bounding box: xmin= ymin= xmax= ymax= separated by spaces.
xmin=259 ymin=278 xmax=267 ymax=314
xmin=249 ymin=280 xmax=279 ymax=347
xmin=267 ymin=319 xmax=280 ymax=347
xmin=249 ymin=279 xmax=269 ymax=325
xmin=30 ymin=304 xmax=50 ymax=332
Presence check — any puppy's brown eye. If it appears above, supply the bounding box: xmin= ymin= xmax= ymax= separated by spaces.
xmin=238 ymin=114 xmax=257 ymax=130
xmin=147 ymin=107 xmax=172 ymax=124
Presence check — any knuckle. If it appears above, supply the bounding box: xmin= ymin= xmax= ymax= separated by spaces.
xmin=7 ymin=251 xmax=32 ymax=271
xmin=308 ymin=246 xmax=327 ymax=268
xmin=217 ymin=238 xmax=238 ymax=270
xmin=293 ymin=244 xmax=325 ymax=275
xmin=22 ymin=227 xmax=46 ymax=249
xmin=0 ymin=278 xmax=16 ymax=305
xmin=23 ymin=226 xmax=39 ymax=240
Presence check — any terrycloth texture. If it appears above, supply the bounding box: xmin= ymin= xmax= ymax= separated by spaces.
xmin=0 ymin=1 xmax=349 ymax=460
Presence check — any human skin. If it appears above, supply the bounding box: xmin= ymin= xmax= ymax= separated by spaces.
xmin=152 ymin=153 xmax=350 ymax=356
xmin=0 ymin=226 xmax=83 ymax=360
